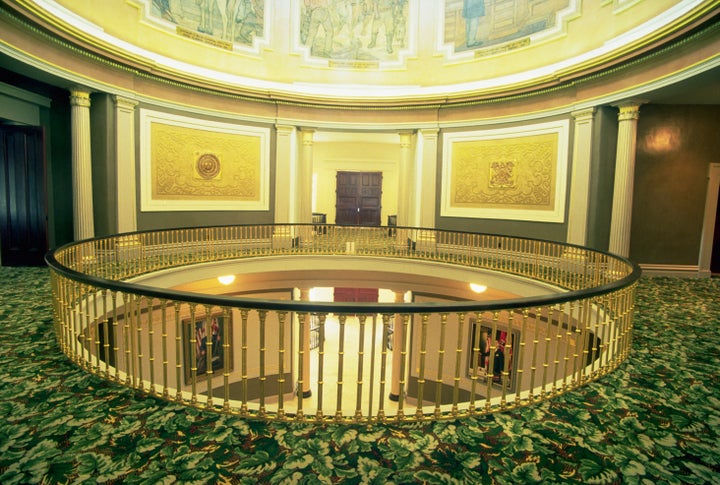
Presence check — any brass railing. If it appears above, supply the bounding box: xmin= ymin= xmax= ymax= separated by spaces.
xmin=46 ymin=224 xmax=640 ymax=423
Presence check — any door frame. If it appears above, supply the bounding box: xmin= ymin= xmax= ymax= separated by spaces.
xmin=699 ymin=162 xmax=720 ymax=275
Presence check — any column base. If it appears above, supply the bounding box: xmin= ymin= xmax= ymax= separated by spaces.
xmin=388 ymin=393 xmax=399 ymax=402
xmin=302 ymin=389 xmax=312 ymax=398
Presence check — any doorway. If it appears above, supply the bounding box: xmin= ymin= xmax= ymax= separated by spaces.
xmin=0 ymin=125 xmax=48 ymax=266
xmin=335 ymin=171 xmax=382 ymax=226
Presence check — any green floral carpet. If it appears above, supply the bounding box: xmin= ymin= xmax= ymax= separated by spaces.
xmin=1 ymin=267 xmax=718 ymax=484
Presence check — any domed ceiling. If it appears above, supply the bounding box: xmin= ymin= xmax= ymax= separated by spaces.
xmin=6 ymin=0 xmax=719 ymax=105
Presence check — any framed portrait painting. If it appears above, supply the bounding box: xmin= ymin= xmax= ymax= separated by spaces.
xmin=468 ymin=318 xmax=519 ymax=392
xmin=183 ymin=313 xmax=232 ymax=384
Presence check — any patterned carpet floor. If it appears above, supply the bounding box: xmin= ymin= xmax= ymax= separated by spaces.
xmin=0 ymin=267 xmax=718 ymax=484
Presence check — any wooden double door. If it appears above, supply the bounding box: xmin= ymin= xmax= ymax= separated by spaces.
xmin=335 ymin=171 xmax=382 ymax=226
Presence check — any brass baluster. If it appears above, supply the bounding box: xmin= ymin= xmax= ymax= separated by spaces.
xmin=451 ymin=312 xmax=465 ymax=417
xmin=316 ymin=313 xmax=327 ymax=421
xmin=174 ymin=303 xmax=183 ymax=402
xmin=334 ymin=314 xmax=347 ymax=422
xmin=415 ymin=313 xmax=429 ymax=420
xmin=222 ymin=307 xmax=231 ymax=412
xmin=240 ymin=309 xmax=249 ymax=415
xmin=277 ymin=311 xmax=287 ymax=420
xmin=160 ymin=299 xmax=169 ymax=399
xmin=433 ymin=313 xmax=448 ymax=419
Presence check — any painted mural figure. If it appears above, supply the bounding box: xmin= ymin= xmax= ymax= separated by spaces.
xmin=394 ymin=0 xmax=408 ymax=48
xmin=463 ymin=0 xmax=485 ymax=47
xmin=302 ymin=0 xmax=335 ymax=56
xmin=150 ymin=0 xmax=264 ymax=46
xmin=367 ymin=0 xmax=397 ymax=53
xmin=446 ymin=0 xmax=572 ymax=53
xmin=350 ymin=0 xmax=373 ymax=37
xmin=235 ymin=0 xmax=262 ymax=44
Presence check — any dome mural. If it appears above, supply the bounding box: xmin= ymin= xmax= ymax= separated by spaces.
xmin=20 ymin=0 xmax=714 ymax=102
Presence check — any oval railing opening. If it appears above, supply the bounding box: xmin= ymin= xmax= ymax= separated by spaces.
xmin=46 ymin=224 xmax=640 ymax=423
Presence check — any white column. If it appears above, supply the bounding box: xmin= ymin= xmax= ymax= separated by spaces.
xmin=114 ymin=96 xmax=138 ymax=234
xmin=414 ymin=128 xmax=438 ymax=251
xmin=274 ymin=124 xmax=297 ymax=224
xmin=70 ymin=88 xmax=95 ymax=241
xmin=396 ymin=131 xmax=413 ymax=227
xmin=609 ymin=103 xmax=642 ymax=257
xmin=299 ymin=129 xmax=315 ymax=225
xmin=566 ymin=108 xmax=596 ymax=246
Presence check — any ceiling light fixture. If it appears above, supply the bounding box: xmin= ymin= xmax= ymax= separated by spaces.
xmin=470 ymin=283 xmax=487 ymax=293
xmin=217 ymin=275 xmax=236 ymax=285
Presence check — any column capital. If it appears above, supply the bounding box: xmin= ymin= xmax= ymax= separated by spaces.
xmin=112 ymin=95 xmax=138 ymax=111
xmin=275 ymin=124 xmax=296 ymax=135
xmin=571 ymin=107 xmax=596 ymax=121
xmin=300 ymin=129 xmax=315 ymax=145
xmin=70 ymin=89 xmax=92 ymax=108
xmin=418 ymin=128 xmax=439 ymax=138
xmin=613 ymin=101 xmax=646 ymax=122
xmin=399 ymin=131 xmax=413 ymax=148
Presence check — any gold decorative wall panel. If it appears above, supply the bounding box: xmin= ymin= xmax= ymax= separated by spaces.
xmin=140 ymin=110 xmax=269 ymax=212
xmin=441 ymin=121 xmax=569 ymax=222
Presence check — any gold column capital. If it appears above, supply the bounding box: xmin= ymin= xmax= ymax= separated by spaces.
xmin=70 ymin=89 xmax=92 ymax=108
xmin=613 ymin=101 xmax=645 ymax=122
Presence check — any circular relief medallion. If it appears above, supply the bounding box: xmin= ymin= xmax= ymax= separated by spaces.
xmin=196 ymin=153 xmax=221 ymax=179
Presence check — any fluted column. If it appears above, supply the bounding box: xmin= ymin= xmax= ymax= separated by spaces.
xmin=114 ymin=96 xmax=138 ymax=234
xmin=70 ymin=88 xmax=95 ymax=241
xmin=274 ymin=125 xmax=297 ymax=224
xmin=609 ymin=103 xmax=642 ymax=257
xmin=396 ymin=131 xmax=413 ymax=227
xmin=414 ymin=128 xmax=438 ymax=251
xmin=566 ymin=108 xmax=596 ymax=246
xmin=299 ymin=129 xmax=315 ymax=225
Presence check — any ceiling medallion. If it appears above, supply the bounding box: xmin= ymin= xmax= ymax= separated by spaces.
xmin=196 ymin=153 xmax=221 ymax=179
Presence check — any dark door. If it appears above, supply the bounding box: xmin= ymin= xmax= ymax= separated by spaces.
xmin=335 ymin=171 xmax=382 ymax=226
xmin=0 ymin=125 xmax=48 ymax=266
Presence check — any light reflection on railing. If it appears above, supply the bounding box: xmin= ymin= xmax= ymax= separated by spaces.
xmin=46 ymin=224 xmax=640 ymax=423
